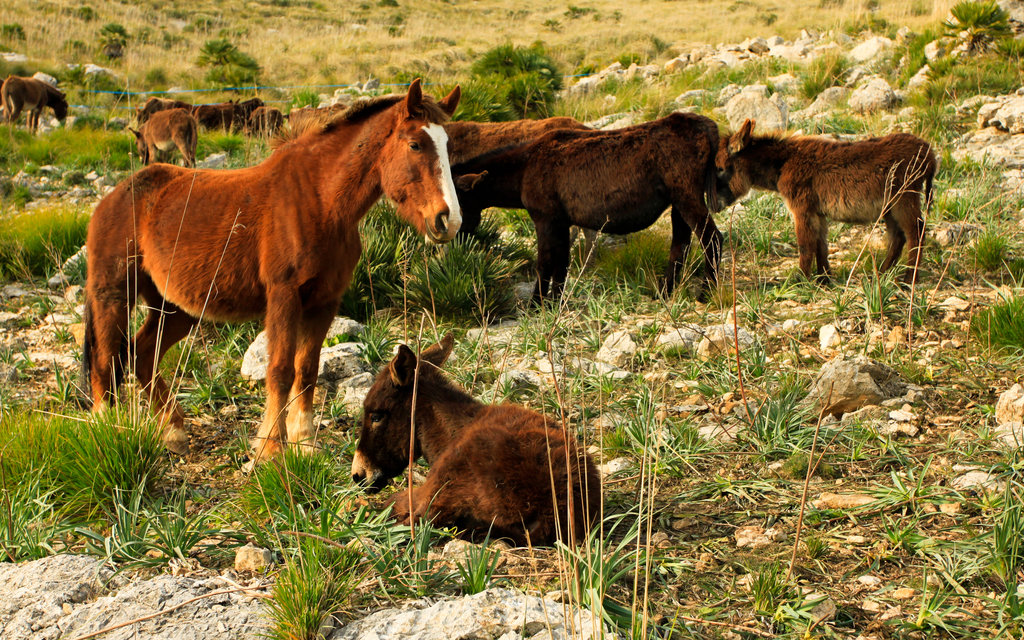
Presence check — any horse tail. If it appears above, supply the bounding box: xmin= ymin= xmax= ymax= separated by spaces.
xmin=80 ymin=294 xmax=95 ymax=407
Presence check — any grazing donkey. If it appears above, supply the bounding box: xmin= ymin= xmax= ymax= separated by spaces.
xmin=351 ymin=335 xmax=600 ymax=546
xmin=1 ymin=76 xmax=68 ymax=132
xmin=717 ymin=119 xmax=936 ymax=283
xmin=453 ymin=112 xmax=723 ymax=301
xmin=129 ymin=108 xmax=198 ymax=168
xmin=192 ymin=101 xmax=244 ymax=132
xmin=137 ymin=97 xmax=193 ymax=125
xmin=83 ymin=81 xmax=462 ymax=459
xmin=247 ymin=105 xmax=284 ymax=137
xmin=443 ymin=117 xmax=590 ymax=236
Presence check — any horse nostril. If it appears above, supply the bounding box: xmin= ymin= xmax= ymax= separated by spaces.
xmin=435 ymin=210 xmax=449 ymax=235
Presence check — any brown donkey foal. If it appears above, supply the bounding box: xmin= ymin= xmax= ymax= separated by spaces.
xmin=453 ymin=112 xmax=723 ymax=301
xmin=351 ymin=335 xmax=600 ymax=546
xmin=129 ymin=108 xmax=198 ymax=168
xmin=136 ymin=97 xmax=193 ymax=125
xmin=717 ymin=119 xmax=936 ymax=283
xmin=83 ymin=81 xmax=462 ymax=460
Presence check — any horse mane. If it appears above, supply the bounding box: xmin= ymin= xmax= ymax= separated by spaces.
xmin=273 ymin=93 xmax=450 ymax=148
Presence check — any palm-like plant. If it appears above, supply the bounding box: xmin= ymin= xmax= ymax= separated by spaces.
xmin=196 ymin=39 xmax=261 ymax=86
xmin=98 ymin=23 xmax=128 ymax=59
xmin=943 ymin=0 xmax=1012 ymax=52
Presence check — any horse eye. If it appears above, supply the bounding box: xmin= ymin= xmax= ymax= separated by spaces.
xmin=409 ymin=141 xmax=421 ymax=151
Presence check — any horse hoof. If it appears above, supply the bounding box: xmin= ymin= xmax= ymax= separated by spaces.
xmin=162 ymin=429 xmax=190 ymax=455
xmin=249 ymin=438 xmax=284 ymax=464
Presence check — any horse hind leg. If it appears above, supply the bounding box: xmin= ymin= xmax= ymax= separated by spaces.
xmin=132 ymin=283 xmax=198 ymax=455
xmin=83 ymin=291 xmax=132 ymax=412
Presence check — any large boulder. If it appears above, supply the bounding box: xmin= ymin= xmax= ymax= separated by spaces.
xmin=32 ymin=71 xmax=58 ymax=87
xmin=977 ymin=92 xmax=1024 ymax=134
xmin=953 ymin=126 xmax=1024 ymax=170
xmin=848 ymin=77 xmax=898 ymax=113
xmin=331 ymin=588 xmax=613 ymax=640
xmin=241 ymin=318 xmax=367 ymax=385
xmin=806 ymin=355 xmax=909 ymax=416
xmin=725 ymin=87 xmax=788 ymax=130
xmin=0 ymin=555 xmax=111 ymax=639
xmin=996 ymin=384 xmax=1024 ymax=446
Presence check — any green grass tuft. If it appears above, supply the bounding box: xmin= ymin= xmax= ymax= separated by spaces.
xmin=0 ymin=205 xmax=88 ymax=279
xmin=973 ymin=295 xmax=1024 ymax=353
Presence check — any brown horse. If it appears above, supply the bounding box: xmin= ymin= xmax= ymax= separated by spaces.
xmin=444 ymin=117 xmax=590 ymax=235
xmin=136 ymin=97 xmax=193 ymax=125
xmin=717 ymin=119 xmax=936 ymax=283
xmin=129 ymin=108 xmax=198 ymax=168
xmin=247 ymin=105 xmax=284 ymax=137
xmin=1 ymin=76 xmax=68 ymax=132
xmin=351 ymin=334 xmax=600 ymax=546
xmin=82 ymin=80 xmax=463 ymax=459
xmin=454 ymin=112 xmax=723 ymax=301
xmin=192 ymin=101 xmax=243 ymax=132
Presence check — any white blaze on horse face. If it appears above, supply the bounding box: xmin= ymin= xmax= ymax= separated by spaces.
xmin=421 ymin=124 xmax=462 ymax=234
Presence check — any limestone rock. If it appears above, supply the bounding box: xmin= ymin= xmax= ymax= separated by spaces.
xmin=234 ymin=544 xmax=273 ymax=572
xmin=849 ymin=36 xmax=894 ymax=63
xmin=977 ymin=94 xmax=1024 ymax=134
xmin=952 ymin=126 xmax=1024 ymax=170
xmin=0 ymin=555 xmax=111 ymax=639
xmin=930 ymin=222 xmax=983 ymax=247
xmin=339 ymin=372 xmax=376 ymax=411
xmin=849 ymin=77 xmax=898 ymax=113
xmin=326 ymin=317 xmax=364 ymax=340
xmin=812 ymin=492 xmax=875 ymax=510
xmin=696 ymin=324 xmax=754 ymax=360
xmin=907 ymin=65 xmax=931 ymax=92
xmin=599 ymin=457 xmax=631 ymax=477
xmin=997 ymin=384 xmax=1024 ymax=426
xmin=32 ymin=71 xmax=59 ymax=87
xmin=725 ymin=87 xmax=788 ymax=131
xmin=330 ymin=587 xmax=612 ymax=640
xmin=819 ymin=324 xmax=841 ymax=350
xmin=952 ymin=470 xmax=1005 ymax=492
xmin=803 ymin=87 xmax=850 ymax=117
xmin=197 ymin=152 xmax=228 ymax=169
xmin=241 ymin=331 xmax=366 ymax=384
xmin=655 ymin=324 xmax=702 ymax=354
xmin=595 ymin=330 xmax=636 ymax=368
xmin=807 ymin=355 xmax=908 ymax=416
xmin=924 ymin=39 xmax=949 ymax=62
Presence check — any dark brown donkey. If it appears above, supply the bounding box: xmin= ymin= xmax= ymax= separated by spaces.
xmin=247 ymin=105 xmax=284 ymax=137
xmin=454 ymin=112 xmax=723 ymax=300
xmin=443 ymin=117 xmax=590 ymax=236
xmin=136 ymin=97 xmax=193 ymax=125
xmin=1 ymin=76 xmax=68 ymax=132
xmin=351 ymin=334 xmax=600 ymax=546
xmin=717 ymin=119 xmax=936 ymax=283
xmin=192 ymin=101 xmax=244 ymax=132
xmin=129 ymin=108 xmax=198 ymax=168
xmin=83 ymin=80 xmax=463 ymax=459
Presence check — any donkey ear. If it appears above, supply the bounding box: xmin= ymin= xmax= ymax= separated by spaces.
xmin=129 ymin=127 xmax=141 ymax=138
xmin=389 ymin=344 xmax=417 ymax=387
xmin=730 ymin=119 xmax=755 ymax=154
xmin=437 ymin=85 xmax=461 ymax=116
xmin=455 ymin=171 xmax=487 ymax=191
xmin=421 ymin=333 xmax=455 ymax=368
xmin=405 ymin=78 xmax=424 ymax=119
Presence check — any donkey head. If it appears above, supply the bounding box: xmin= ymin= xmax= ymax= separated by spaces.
xmin=128 ymin=128 xmax=149 ymax=164
xmin=715 ymin=118 xmax=757 ymax=207
xmin=378 ymin=80 xmax=463 ymax=244
xmin=351 ymin=334 xmax=455 ymax=493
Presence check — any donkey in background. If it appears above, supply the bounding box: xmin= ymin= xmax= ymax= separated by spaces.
xmin=129 ymin=108 xmax=198 ymax=168
xmin=1 ymin=76 xmax=68 ymax=133
xmin=453 ymin=112 xmax=723 ymax=301
xmin=351 ymin=334 xmax=600 ymax=546
xmin=717 ymin=118 xmax=936 ymax=283
xmin=137 ymin=97 xmax=193 ymax=125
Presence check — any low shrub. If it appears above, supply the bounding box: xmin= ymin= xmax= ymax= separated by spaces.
xmin=0 ymin=205 xmax=89 ymax=279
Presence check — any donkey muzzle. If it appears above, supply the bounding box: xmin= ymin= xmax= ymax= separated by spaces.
xmin=351 ymin=449 xmax=386 ymax=493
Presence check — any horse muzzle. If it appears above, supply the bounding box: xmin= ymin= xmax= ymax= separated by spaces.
xmin=425 ymin=208 xmax=460 ymax=244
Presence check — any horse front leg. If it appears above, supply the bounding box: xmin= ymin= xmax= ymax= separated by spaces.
xmin=251 ymin=286 xmax=300 ymax=463
xmin=285 ymin=304 xmax=337 ymax=454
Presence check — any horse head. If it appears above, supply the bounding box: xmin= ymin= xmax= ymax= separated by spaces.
xmin=377 ymin=80 xmax=463 ymax=244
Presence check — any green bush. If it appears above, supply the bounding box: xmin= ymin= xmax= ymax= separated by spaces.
xmin=451 ymin=80 xmax=517 ymax=122
xmin=0 ymin=205 xmax=89 ymax=279
xmin=197 ymin=38 xmax=260 ymax=87
xmin=1 ymin=23 xmax=26 ymax=41
xmin=943 ymin=0 xmax=1012 ymax=52
xmin=98 ymin=22 xmax=128 ymax=59
xmin=470 ymin=43 xmax=562 ymax=119
xmin=593 ymin=230 xmax=671 ymax=296
xmin=919 ymin=53 xmax=1023 ymax=105
xmin=800 ymin=51 xmax=850 ymax=100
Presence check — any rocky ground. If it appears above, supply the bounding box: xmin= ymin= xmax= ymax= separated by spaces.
xmin=3 ymin=18 xmax=1024 ymax=640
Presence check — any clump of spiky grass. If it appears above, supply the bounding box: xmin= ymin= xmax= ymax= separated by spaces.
xmin=240 ymin=448 xmax=341 ymax=526
xmin=0 ymin=204 xmax=89 ymax=278
xmin=266 ymin=539 xmax=363 ymax=640
xmin=973 ymin=295 xmax=1024 ymax=353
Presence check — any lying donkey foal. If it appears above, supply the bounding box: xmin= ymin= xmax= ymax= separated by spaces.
xmin=717 ymin=118 xmax=936 ymax=284
xmin=351 ymin=334 xmax=600 ymax=546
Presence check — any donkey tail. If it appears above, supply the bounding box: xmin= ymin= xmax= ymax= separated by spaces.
xmin=700 ymin=121 xmax=723 ymax=214
xmin=80 ymin=294 xmax=95 ymax=408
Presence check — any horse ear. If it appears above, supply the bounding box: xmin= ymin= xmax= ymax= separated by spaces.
xmin=730 ymin=119 xmax=755 ymax=154
xmin=405 ymin=78 xmax=424 ymax=119
xmin=455 ymin=171 xmax=487 ymax=191
xmin=389 ymin=344 xmax=417 ymax=387
xmin=437 ymin=85 xmax=461 ymax=116
xmin=421 ymin=333 xmax=455 ymax=368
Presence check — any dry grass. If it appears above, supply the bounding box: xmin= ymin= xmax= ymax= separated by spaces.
xmin=2 ymin=0 xmax=954 ymax=95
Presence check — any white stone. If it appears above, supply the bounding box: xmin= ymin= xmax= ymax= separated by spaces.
xmin=997 ymin=384 xmax=1024 ymax=427
xmin=234 ymin=544 xmax=273 ymax=572
xmin=907 ymin=65 xmax=931 ymax=92
xmin=32 ymin=72 xmax=58 ymax=87
xmin=849 ymin=77 xmax=898 ymax=113
xmin=695 ymin=324 xmax=755 ymax=359
xmin=197 ymin=152 xmax=228 ymax=169
xmin=849 ymin=36 xmax=894 ymax=63
xmin=819 ymin=324 xmax=841 ymax=350
xmin=595 ymin=330 xmax=637 ymax=368
xmin=655 ymin=324 xmax=702 ymax=353
xmin=807 ymin=355 xmax=909 ymax=416
xmin=803 ymin=87 xmax=850 ymax=117
xmin=725 ymin=89 xmax=788 ymax=131
xmin=326 ymin=316 xmax=364 ymax=340
xmin=599 ymin=457 xmax=631 ymax=477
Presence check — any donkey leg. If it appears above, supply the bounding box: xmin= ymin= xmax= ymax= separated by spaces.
xmin=132 ymin=292 xmax=199 ymax=455
xmin=896 ymin=200 xmax=925 ymax=284
xmin=547 ymin=222 xmax=572 ymax=300
xmin=285 ymin=304 xmax=337 ymax=454
xmin=251 ymin=287 xmax=301 ymax=462
xmin=879 ymin=215 xmax=906 ymax=273
xmin=787 ymin=201 xmax=820 ymax=280
xmin=531 ymin=217 xmax=558 ymax=303
xmin=685 ymin=208 xmax=723 ymax=302
xmin=665 ymin=206 xmax=693 ymax=295
xmin=814 ymin=215 xmax=832 ymax=283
